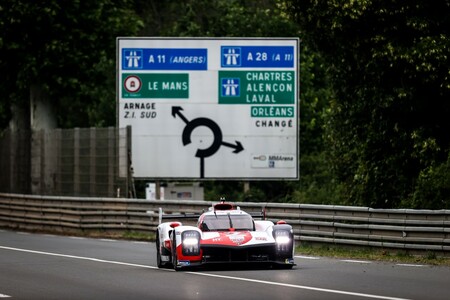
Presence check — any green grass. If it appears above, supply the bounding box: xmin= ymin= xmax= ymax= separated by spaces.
xmin=296 ymin=243 xmax=450 ymax=266
xmin=121 ymin=231 xmax=155 ymax=241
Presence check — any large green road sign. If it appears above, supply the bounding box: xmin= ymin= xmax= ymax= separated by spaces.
xmin=117 ymin=38 xmax=299 ymax=180
xmin=218 ymin=71 xmax=295 ymax=105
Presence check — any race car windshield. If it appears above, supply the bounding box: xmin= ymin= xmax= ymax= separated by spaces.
xmin=202 ymin=214 xmax=254 ymax=231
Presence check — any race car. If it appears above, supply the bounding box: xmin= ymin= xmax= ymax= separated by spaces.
xmin=156 ymin=201 xmax=296 ymax=270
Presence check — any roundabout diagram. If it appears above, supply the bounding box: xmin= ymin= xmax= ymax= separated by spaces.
xmin=172 ymin=106 xmax=244 ymax=178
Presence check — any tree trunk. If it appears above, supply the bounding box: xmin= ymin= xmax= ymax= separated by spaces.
xmin=30 ymin=84 xmax=56 ymax=130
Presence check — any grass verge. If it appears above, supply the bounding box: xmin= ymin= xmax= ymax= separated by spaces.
xmin=296 ymin=243 xmax=450 ymax=266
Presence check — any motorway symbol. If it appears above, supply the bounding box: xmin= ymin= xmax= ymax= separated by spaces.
xmin=123 ymin=49 xmax=143 ymax=69
xmin=221 ymin=78 xmax=240 ymax=97
xmin=172 ymin=106 xmax=244 ymax=178
xmin=222 ymin=47 xmax=241 ymax=67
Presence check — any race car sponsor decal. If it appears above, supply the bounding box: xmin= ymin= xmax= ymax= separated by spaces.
xmin=201 ymin=231 xmax=252 ymax=246
xmin=228 ymin=232 xmax=250 ymax=245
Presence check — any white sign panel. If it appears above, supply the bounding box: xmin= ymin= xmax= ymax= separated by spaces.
xmin=117 ymin=37 xmax=299 ymax=180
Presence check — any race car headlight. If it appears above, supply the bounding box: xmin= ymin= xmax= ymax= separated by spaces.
xmin=275 ymin=235 xmax=291 ymax=244
xmin=183 ymin=237 xmax=199 ymax=246
xmin=181 ymin=231 xmax=201 ymax=256
xmin=274 ymin=230 xmax=293 ymax=253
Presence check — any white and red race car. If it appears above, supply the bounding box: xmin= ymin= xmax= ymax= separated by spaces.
xmin=156 ymin=201 xmax=296 ymax=270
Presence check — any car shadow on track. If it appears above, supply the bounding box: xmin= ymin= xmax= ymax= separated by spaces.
xmin=182 ymin=263 xmax=296 ymax=272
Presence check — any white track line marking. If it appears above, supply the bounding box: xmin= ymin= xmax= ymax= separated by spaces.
xmin=188 ymin=272 xmax=410 ymax=300
xmin=294 ymin=255 xmax=320 ymax=260
xmin=0 ymin=246 xmax=158 ymax=270
xmin=396 ymin=264 xmax=425 ymax=267
xmin=0 ymin=293 xmax=11 ymax=298
xmin=342 ymin=260 xmax=372 ymax=264
xmin=69 ymin=236 xmax=85 ymax=240
xmin=0 ymin=245 xmax=411 ymax=300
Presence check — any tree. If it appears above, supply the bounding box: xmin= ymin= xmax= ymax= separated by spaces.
xmin=133 ymin=0 xmax=336 ymax=203
xmin=287 ymin=0 xmax=450 ymax=208
xmin=139 ymin=0 xmax=289 ymax=202
xmin=0 ymin=0 xmax=338 ymax=204
xmin=0 ymin=0 xmax=143 ymax=129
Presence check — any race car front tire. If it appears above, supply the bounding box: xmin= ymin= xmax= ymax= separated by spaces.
xmin=156 ymin=232 xmax=172 ymax=268
xmin=172 ymin=233 xmax=181 ymax=271
xmin=156 ymin=232 xmax=164 ymax=268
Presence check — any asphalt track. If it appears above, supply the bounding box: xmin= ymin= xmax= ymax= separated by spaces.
xmin=1 ymin=229 xmax=449 ymax=300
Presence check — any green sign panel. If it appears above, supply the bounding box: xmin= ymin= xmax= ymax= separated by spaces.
xmin=218 ymin=71 xmax=295 ymax=105
xmin=122 ymin=73 xmax=189 ymax=98
xmin=251 ymin=106 xmax=295 ymax=118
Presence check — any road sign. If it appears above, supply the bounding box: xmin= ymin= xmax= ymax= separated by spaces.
xmin=122 ymin=73 xmax=189 ymax=98
xmin=117 ymin=38 xmax=299 ymax=180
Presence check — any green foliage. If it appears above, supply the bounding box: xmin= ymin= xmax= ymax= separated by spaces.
xmin=0 ymin=0 xmax=350 ymax=207
xmin=292 ymin=152 xmax=344 ymax=205
xmin=204 ymin=181 xmax=244 ymax=202
xmin=149 ymin=0 xmax=301 ymax=38
xmin=287 ymin=0 xmax=450 ymax=208
xmin=0 ymin=0 xmax=143 ymax=128
xmin=408 ymin=153 xmax=450 ymax=209
xmin=149 ymin=0 xmax=338 ymax=204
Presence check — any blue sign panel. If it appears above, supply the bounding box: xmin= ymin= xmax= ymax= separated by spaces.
xmin=221 ymin=46 xmax=294 ymax=68
xmin=122 ymin=48 xmax=207 ymax=70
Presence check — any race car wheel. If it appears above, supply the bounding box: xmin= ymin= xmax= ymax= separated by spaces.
xmin=172 ymin=233 xmax=181 ymax=271
xmin=156 ymin=232 xmax=163 ymax=268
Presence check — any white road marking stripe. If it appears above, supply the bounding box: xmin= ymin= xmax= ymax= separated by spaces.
xmin=188 ymin=272 xmax=410 ymax=300
xmin=396 ymin=264 xmax=425 ymax=267
xmin=186 ymin=272 xmax=408 ymax=300
xmin=294 ymin=255 xmax=320 ymax=260
xmin=342 ymin=260 xmax=372 ymax=264
xmin=0 ymin=246 xmax=158 ymax=270
xmin=99 ymin=239 xmax=117 ymax=242
xmin=0 ymin=245 xmax=411 ymax=300
xmin=0 ymin=293 xmax=11 ymax=298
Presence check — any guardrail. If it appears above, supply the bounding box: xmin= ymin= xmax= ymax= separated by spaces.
xmin=1 ymin=193 xmax=449 ymax=253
